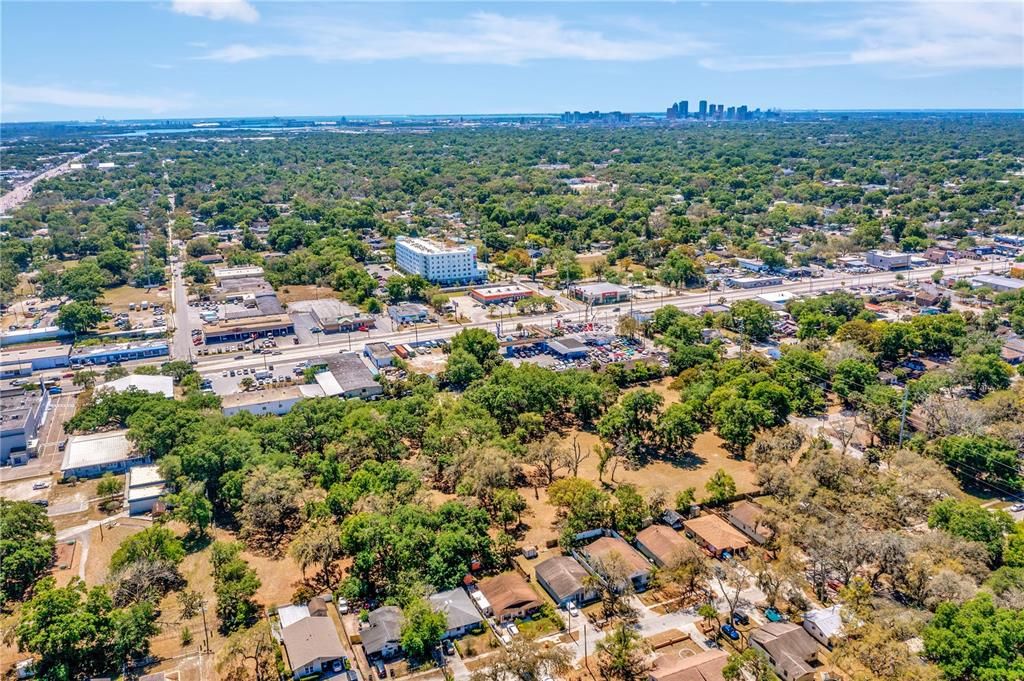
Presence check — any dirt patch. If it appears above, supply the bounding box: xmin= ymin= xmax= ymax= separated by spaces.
xmin=82 ymin=520 xmax=149 ymax=586
xmin=406 ymin=349 xmax=449 ymax=376
xmin=276 ymin=285 xmax=336 ymax=305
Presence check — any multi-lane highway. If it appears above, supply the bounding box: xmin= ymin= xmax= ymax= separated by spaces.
xmin=187 ymin=259 xmax=1007 ymax=378
xmin=0 ymin=145 xmax=107 ymax=215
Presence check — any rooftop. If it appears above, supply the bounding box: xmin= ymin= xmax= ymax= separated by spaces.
xmin=571 ymin=282 xmax=630 ymax=295
xmin=0 ymin=344 xmax=72 ymax=365
xmin=683 ymin=515 xmax=751 ymax=553
xmin=636 ymin=525 xmax=700 ymax=565
xmin=70 ymin=340 xmax=168 ymax=359
xmin=362 ymin=606 xmax=404 ymax=656
xmin=648 ymin=648 xmax=729 ymax=681
xmin=213 ymin=265 xmax=264 ymax=280
xmin=535 ymin=556 xmax=589 ymax=602
xmin=61 ymin=430 xmax=137 ymax=472
xmin=429 ymin=588 xmax=483 ymax=631
xmin=281 ymin=615 xmax=346 ymax=670
xmin=100 ymin=374 xmax=174 ymax=399
xmin=803 ymin=605 xmax=844 ymax=639
xmin=221 ymin=385 xmax=304 ymax=409
xmin=583 ymin=536 xmax=652 ymax=576
xmin=0 ymin=391 xmax=44 ymax=433
xmin=317 ymin=352 xmax=379 ymax=395
xmin=478 ymin=572 xmax=543 ymax=618
xmin=126 ymin=464 xmax=165 ymax=489
xmin=749 ymin=622 xmax=820 ymax=680
xmin=396 ymin=235 xmax=473 ymax=255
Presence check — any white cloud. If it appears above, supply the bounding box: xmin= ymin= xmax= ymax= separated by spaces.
xmin=701 ymin=1 xmax=1023 ymax=72
xmin=2 ymin=83 xmax=182 ymax=114
xmin=171 ymin=0 xmax=259 ymax=24
xmin=201 ymin=12 xmax=708 ymax=65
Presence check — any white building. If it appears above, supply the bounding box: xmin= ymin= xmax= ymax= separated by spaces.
xmin=61 ymin=430 xmax=149 ymax=480
xmin=221 ymin=385 xmax=308 ymax=417
xmin=394 ymin=236 xmax=483 ymax=285
xmin=100 ymin=374 xmax=174 ymax=399
xmin=971 ymin=274 xmax=1024 ymax=293
xmin=125 ymin=464 xmax=167 ymax=515
xmin=802 ymin=605 xmax=844 ymax=648
xmin=866 ymin=250 xmax=912 ymax=271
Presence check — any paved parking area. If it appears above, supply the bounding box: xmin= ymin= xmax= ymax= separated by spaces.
xmin=1 ymin=393 xmax=76 ymax=483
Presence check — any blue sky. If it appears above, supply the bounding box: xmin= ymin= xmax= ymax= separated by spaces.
xmin=2 ymin=1 xmax=1022 ymax=121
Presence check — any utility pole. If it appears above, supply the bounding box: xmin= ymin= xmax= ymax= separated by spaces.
xmin=200 ymin=599 xmax=211 ymax=653
xmin=898 ymin=383 xmax=910 ymax=448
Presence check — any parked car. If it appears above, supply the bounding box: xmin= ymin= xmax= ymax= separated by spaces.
xmin=373 ymin=660 xmax=386 ymax=679
xmin=566 ymin=602 xmax=579 ymax=617
xmin=721 ymin=624 xmax=740 ymax=641
xmin=764 ymin=607 xmax=783 ymax=622
xmin=1010 ymin=503 xmax=1024 ymax=513
xmin=32 ymin=481 xmax=49 ymax=490
xmin=331 ymin=659 xmax=344 ymax=673
xmin=338 ymin=598 xmax=349 ymax=614
xmin=506 ymin=622 xmax=519 ymax=636
xmin=58 ymin=439 xmax=68 ymax=451
xmin=732 ymin=611 xmax=749 ymax=626
xmin=442 ymin=639 xmax=455 ymax=656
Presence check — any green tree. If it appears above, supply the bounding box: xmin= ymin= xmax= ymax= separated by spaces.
xmin=0 ymin=499 xmax=56 ymax=605
xmin=832 ymin=359 xmax=878 ymax=405
xmin=400 ymin=597 xmax=447 ymax=660
xmin=928 ymin=498 xmax=1014 ymax=565
xmin=56 ymin=300 xmax=103 ymax=335
xmin=728 ymin=300 xmax=774 ymax=342
xmin=443 ymin=348 xmax=485 ymax=388
xmin=704 ymin=469 xmax=737 ymax=505
xmin=61 ymin=261 xmax=107 ymax=301
xmin=954 ymin=353 xmax=1012 ymax=395
xmin=923 ymin=593 xmax=1024 ymax=681
xmin=170 ymin=484 xmax=214 ymax=537
xmin=449 ymin=328 xmax=502 ymax=371
xmin=110 ymin=526 xmax=185 ymax=572
xmin=210 ymin=541 xmax=262 ymax=634
xmin=596 ymin=623 xmax=650 ymax=680
xmin=723 ymin=647 xmax=779 ymax=681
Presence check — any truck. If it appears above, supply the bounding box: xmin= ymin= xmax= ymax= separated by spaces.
xmin=394 ymin=344 xmax=410 ymax=359
xmin=141 ymin=300 xmax=149 ymax=310
xmin=255 ymin=369 xmax=272 ymax=380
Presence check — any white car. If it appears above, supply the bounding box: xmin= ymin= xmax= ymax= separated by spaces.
xmin=566 ymin=602 xmax=579 ymax=617
xmin=505 ymin=622 xmax=519 ymax=636
xmin=32 ymin=481 xmax=50 ymax=490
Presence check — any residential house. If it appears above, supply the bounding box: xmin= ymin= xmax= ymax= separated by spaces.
xmin=724 ymin=501 xmax=773 ymax=546
xmin=428 ymin=588 xmax=484 ymax=640
xmin=281 ymin=613 xmax=346 ymax=679
xmin=1001 ymin=337 xmax=1024 ymax=365
xmin=682 ymin=515 xmax=751 ymax=558
xmin=802 ymin=605 xmax=844 ymax=649
xmin=580 ymin=535 xmax=653 ymax=592
xmin=477 ymin=572 xmax=543 ymax=622
xmin=647 ymin=648 xmax=729 ymax=681
xmin=748 ymin=622 xmax=822 ymax=681
xmin=362 ymin=606 xmax=404 ymax=660
xmin=635 ymin=525 xmax=701 ymax=568
xmin=125 ymin=464 xmax=167 ymax=515
xmin=535 ymin=556 xmax=596 ymax=607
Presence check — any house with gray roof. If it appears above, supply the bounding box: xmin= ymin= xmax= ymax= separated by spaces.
xmin=428 ymin=588 xmax=483 ymax=639
xmin=748 ymin=622 xmax=822 ymax=681
xmin=535 ymin=556 xmax=596 ymax=607
xmin=362 ymin=606 xmax=404 ymax=660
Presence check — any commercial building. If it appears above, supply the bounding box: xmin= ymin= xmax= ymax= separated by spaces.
xmin=125 ymin=464 xmax=167 ymax=515
xmin=212 ymin=265 xmax=265 ymax=281
xmin=0 ymin=326 xmax=72 ymax=347
xmin=971 ymin=274 xmax=1024 ymax=293
xmin=394 ymin=236 xmax=484 ymax=285
xmin=388 ymin=303 xmax=429 ymax=325
xmin=221 ymin=385 xmax=306 ymax=417
xmin=100 ymin=374 xmax=174 ymax=399
xmin=364 ymin=342 xmax=395 ymax=368
xmin=61 ymin=430 xmax=149 ymax=480
xmin=547 ymin=337 xmax=589 ymax=359
xmin=311 ymin=352 xmax=383 ymax=400
xmin=725 ymin=276 xmax=784 ymax=289
xmin=755 ymin=291 xmax=797 ymax=311
xmin=535 ymin=555 xmax=595 ymax=607
xmin=866 ymin=250 xmax=912 ymax=271
xmin=0 ymin=344 xmax=71 ymax=377
xmin=69 ymin=340 xmax=169 ymax=367
xmin=568 ymin=282 xmax=631 ymax=305
xmin=736 ymin=258 xmax=768 ymax=273
xmin=203 ymin=313 xmax=294 ymax=344
xmin=298 ymin=298 xmax=375 ymax=333
xmin=469 ymin=284 xmax=535 ymax=306
xmin=0 ymin=389 xmax=48 ymax=465
xmin=428 ymin=588 xmax=484 ymax=640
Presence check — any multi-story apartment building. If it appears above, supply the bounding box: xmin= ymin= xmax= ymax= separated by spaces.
xmin=394 ymin=236 xmax=484 ymax=285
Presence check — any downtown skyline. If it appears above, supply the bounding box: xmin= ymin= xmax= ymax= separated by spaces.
xmin=2 ymin=1 xmax=1023 ymax=122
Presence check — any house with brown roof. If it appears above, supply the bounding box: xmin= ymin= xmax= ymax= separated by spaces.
xmin=748 ymin=622 xmax=822 ymax=681
xmin=580 ymin=535 xmax=653 ymax=592
xmin=683 ymin=515 xmax=751 ymax=558
xmin=648 ymin=648 xmax=729 ymax=681
xmin=725 ymin=501 xmax=773 ymax=546
xmin=635 ymin=525 xmax=701 ymax=568
xmin=535 ymin=555 xmax=596 ymax=607
xmin=477 ymin=572 xmax=543 ymax=622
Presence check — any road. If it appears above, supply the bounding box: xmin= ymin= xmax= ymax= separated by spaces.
xmin=0 ymin=145 xmax=107 ymax=215
xmin=188 ymin=259 xmax=1006 ymax=378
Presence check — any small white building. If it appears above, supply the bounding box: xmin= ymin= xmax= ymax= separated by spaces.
xmin=221 ymin=385 xmax=306 ymax=417
xmin=755 ymin=291 xmax=797 ymax=311
xmin=971 ymin=274 xmax=1024 ymax=293
xmin=61 ymin=430 xmax=149 ymax=480
xmin=568 ymin=282 xmax=631 ymax=305
xmin=100 ymin=374 xmax=174 ymax=399
xmin=125 ymin=464 xmax=167 ymax=515
xmin=802 ymin=604 xmax=844 ymax=648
